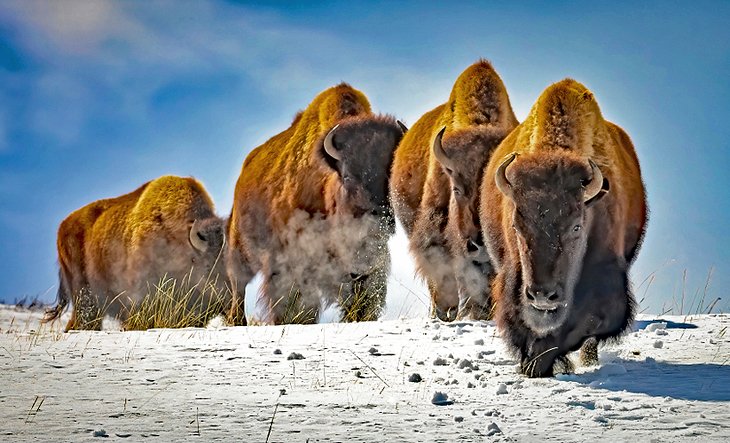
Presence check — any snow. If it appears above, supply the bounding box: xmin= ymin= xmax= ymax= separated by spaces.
xmin=1 ymin=306 xmax=729 ymax=441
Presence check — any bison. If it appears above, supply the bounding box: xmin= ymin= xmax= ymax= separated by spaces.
xmin=227 ymin=83 xmax=405 ymax=325
xmin=390 ymin=60 xmax=518 ymax=321
xmin=43 ymin=176 xmax=229 ymax=331
xmin=480 ymin=79 xmax=648 ymax=377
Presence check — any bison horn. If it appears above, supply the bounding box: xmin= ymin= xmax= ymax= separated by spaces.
xmin=397 ymin=120 xmax=408 ymax=134
xmin=323 ymin=124 xmax=342 ymax=162
xmin=189 ymin=219 xmax=208 ymax=252
xmin=495 ymin=152 xmax=518 ymax=199
xmin=432 ymin=127 xmax=454 ymax=170
xmin=583 ymin=159 xmax=604 ymax=203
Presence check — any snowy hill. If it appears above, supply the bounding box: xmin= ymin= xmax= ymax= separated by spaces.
xmin=0 ymin=306 xmax=728 ymax=441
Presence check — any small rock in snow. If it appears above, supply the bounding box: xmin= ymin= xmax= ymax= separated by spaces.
xmin=408 ymin=373 xmax=423 ymax=383
xmin=273 ymin=349 xmax=282 ymax=355
xmin=433 ymin=357 xmax=449 ymax=366
xmin=645 ymin=322 xmax=667 ymax=332
xmin=486 ymin=422 xmax=502 ymax=436
xmin=431 ymin=391 xmax=454 ymax=406
xmin=454 ymin=416 xmax=464 ymax=423
xmin=467 ymin=382 xmax=476 ymax=388
xmin=368 ymin=347 xmax=379 ymax=355
xmin=93 ymin=429 xmax=108 ymax=438
xmin=458 ymin=359 xmax=474 ymax=370
xmin=496 ymin=383 xmax=508 ymax=395
xmin=474 ymin=339 xmax=484 ymax=346
xmin=287 ymin=352 xmax=305 ymax=360
xmin=656 ymin=329 xmax=668 ymax=336
xmin=433 ymin=323 xmax=441 ymax=330
xmin=653 ymin=340 xmax=664 ymax=349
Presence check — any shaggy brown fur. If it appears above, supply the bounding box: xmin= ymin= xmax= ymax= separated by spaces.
xmin=43 ymin=176 xmax=228 ymax=331
xmin=480 ymin=79 xmax=648 ymax=377
xmin=389 ymin=60 xmax=518 ymax=321
xmin=227 ymin=83 xmax=405 ymax=325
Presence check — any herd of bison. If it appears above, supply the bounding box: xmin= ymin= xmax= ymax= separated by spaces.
xmin=42 ymin=59 xmax=647 ymax=377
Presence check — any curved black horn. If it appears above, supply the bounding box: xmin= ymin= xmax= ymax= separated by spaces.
xmin=431 ymin=127 xmax=453 ymax=169
xmin=583 ymin=159 xmax=604 ymax=203
xmin=323 ymin=124 xmax=342 ymax=161
xmin=495 ymin=152 xmax=518 ymax=199
xmin=189 ymin=220 xmax=208 ymax=252
xmin=397 ymin=120 xmax=408 ymax=134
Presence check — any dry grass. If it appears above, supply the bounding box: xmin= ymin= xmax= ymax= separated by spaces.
xmin=339 ymin=276 xmax=387 ymax=323
xmin=123 ymin=273 xmax=231 ymax=330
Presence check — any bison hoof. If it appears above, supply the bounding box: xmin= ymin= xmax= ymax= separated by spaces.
xmin=434 ymin=307 xmax=458 ymax=322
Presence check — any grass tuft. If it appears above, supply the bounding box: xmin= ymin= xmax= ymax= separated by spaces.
xmin=123 ymin=272 xmax=231 ymax=330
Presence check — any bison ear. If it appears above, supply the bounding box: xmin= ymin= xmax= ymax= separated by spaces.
xmin=585 ymin=177 xmax=609 ymax=207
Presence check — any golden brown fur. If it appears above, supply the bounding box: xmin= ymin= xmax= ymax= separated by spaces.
xmin=389 ymin=60 xmax=518 ymax=321
xmin=227 ymin=83 xmax=404 ymax=325
xmin=480 ymin=79 xmax=648 ymax=376
xmin=44 ymin=176 xmax=228 ymax=331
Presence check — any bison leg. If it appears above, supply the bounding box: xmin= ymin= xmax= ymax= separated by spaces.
xmin=66 ymin=286 xmax=102 ymax=331
xmin=264 ymin=270 xmax=318 ymax=325
xmin=455 ymin=261 xmax=494 ymax=320
xmin=428 ymin=276 xmax=460 ymax=322
xmin=579 ymin=337 xmax=599 ymax=367
xmin=227 ymin=285 xmax=248 ymax=327
xmin=225 ymin=247 xmax=254 ymax=326
xmin=520 ymin=338 xmax=564 ymax=377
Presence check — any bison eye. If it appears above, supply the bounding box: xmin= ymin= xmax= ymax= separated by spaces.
xmin=573 ymin=225 xmax=582 ymax=232
xmin=452 ymin=187 xmax=462 ymax=196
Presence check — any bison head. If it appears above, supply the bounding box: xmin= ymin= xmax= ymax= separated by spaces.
xmin=495 ymin=152 xmax=608 ymax=334
xmin=319 ymin=117 xmax=406 ymax=234
xmin=188 ymin=217 xmax=225 ymax=260
xmin=433 ymin=126 xmax=504 ymax=265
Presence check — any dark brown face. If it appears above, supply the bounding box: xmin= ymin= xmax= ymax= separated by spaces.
xmin=320 ymin=117 xmax=405 ymax=233
xmin=497 ymin=155 xmax=607 ymax=333
xmin=436 ymin=128 xmax=506 ymax=263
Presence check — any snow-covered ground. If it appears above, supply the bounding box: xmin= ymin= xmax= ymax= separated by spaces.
xmin=1 ymin=305 xmax=728 ymax=442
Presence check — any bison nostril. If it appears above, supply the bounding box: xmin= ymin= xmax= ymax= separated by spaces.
xmin=466 ymin=239 xmax=480 ymax=253
xmin=527 ymin=286 xmax=559 ymax=302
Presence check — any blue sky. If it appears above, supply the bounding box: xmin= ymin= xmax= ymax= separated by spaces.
xmin=0 ymin=0 xmax=728 ymax=316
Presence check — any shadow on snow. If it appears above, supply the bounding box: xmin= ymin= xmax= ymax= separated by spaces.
xmin=559 ymin=358 xmax=730 ymax=402
xmin=632 ymin=319 xmax=699 ymax=331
